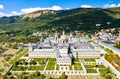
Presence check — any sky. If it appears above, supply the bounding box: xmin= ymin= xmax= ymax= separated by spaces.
xmin=0 ymin=0 xmax=120 ymax=17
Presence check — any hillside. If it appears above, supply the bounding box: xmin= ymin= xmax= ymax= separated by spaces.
xmin=0 ymin=7 xmax=120 ymax=34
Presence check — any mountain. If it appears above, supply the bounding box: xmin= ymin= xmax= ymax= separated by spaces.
xmin=0 ymin=7 xmax=120 ymax=34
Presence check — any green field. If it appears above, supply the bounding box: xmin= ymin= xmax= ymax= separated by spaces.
xmin=84 ymin=58 xmax=96 ymax=62
xmin=74 ymin=63 xmax=83 ymax=70
xmin=46 ymin=58 xmax=56 ymax=70
xmin=28 ymin=66 xmax=45 ymax=70
xmin=86 ymin=69 xmax=97 ymax=73
xmin=34 ymin=58 xmax=47 ymax=64
xmin=97 ymin=65 xmax=106 ymax=68
xmin=84 ymin=65 xmax=94 ymax=68
xmin=10 ymin=48 xmax=28 ymax=64
xmin=74 ymin=58 xmax=80 ymax=62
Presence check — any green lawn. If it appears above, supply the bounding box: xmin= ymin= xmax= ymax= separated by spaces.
xmin=46 ymin=58 xmax=56 ymax=70
xmin=10 ymin=48 xmax=28 ymax=64
xmin=17 ymin=59 xmax=26 ymax=65
xmin=28 ymin=65 xmax=45 ymax=70
xmin=24 ymin=53 xmax=28 ymax=57
xmin=84 ymin=65 xmax=94 ymax=68
xmin=12 ymin=66 xmax=27 ymax=71
xmin=56 ymin=65 xmax=59 ymax=70
xmin=97 ymin=65 xmax=106 ymax=68
xmin=86 ymin=69 xmax=97 ymax=73
xmin=84 ymin=58 xmax=96 ymax=62
xmin=69 ymin=65 xmax=73 ymax=70
xmin=74 ymin=58 xmax=80 ymax=62
xmin=74 ymin=63 xmax=83 ymax=70
xmin=34 ymin=58 xmax=47 ymax=64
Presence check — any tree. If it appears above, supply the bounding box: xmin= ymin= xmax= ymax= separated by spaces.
xmin=33 ymin=71 xmax=41 ymax=76
xmin=12 ymin=43 xmax=18 ymax=49
xmin=18 ymin=74 xmax=26 ymax=79
xmin=2 ymin=75 xmax=7 ymax=79
xmin=105 ymin=74 xmax=112 ymax=79
xmin=59 ymin=72 xmax=68 ymax=79
xmin=29 ymin=60 xmax=37 ymax=65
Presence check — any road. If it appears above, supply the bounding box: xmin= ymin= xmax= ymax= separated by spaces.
xmin=97 ymin=40 xmax=120 ymax=56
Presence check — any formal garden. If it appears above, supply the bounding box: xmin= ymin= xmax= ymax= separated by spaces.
xmin=12 ymin=58 xmax=48 ymax=71
xmin=2 ymin=54 xmax=118 ymax=79
xmin=11 ymin=58 xmax=108 ymax=73
xmin=83 ymin=58 xmax=96 ymax=62
xmin=74 ymin=59 xmax=83 ymax=70
xmin=46 ymin=58 xmax=56 ymax=70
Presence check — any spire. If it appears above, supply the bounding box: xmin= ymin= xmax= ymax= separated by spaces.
xmin=70 ymin=32 xmax=73 ymax=37
xmin=55 ymin=32 xmax=58 ymax=37
xmin=62 ymin=31 xmax=65 ymax=35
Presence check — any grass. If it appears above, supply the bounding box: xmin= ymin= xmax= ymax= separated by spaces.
xmin=97 ymin=65 xmax=106 ymax=68
xmin=84 ymin=58 xmax=96 ymax=62
xmin=84 ymin=65 xmax=94 ymax=68
xmin=12 ymin=66 xmax=27 ymax=71
xmin=17 ymin=59 xmax=26 ymax=65
xmin=28 ymin=65 xmax=45 ymax=70
xmin=34 ymin=58 xmax=47 ymax=64
xmin=10 ymin=48 xmax=28 ymax=64
xmin=74 ymin=58 xmax=79 ymax=62
xmin=24 ymin=53 xmax=28 ymax=57
xmin=56 ymin=65 xmax=59 ymax=70
xmin=99 ymin=68 xmax=107 ymax=72
xmin=12 ymin=58 xmax=46 ymax=71
xmin=86 ymin=69 xmax=97 ymax=73
xmin=69 ymin=65 xmax=73 ymax=70
xmin=46 ymin=58 xmax=56 ymax=70
xmin=74 ymin=63 xmax=83 ymax=70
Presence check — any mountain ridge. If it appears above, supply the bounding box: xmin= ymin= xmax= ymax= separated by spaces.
xmin=0 ymin=7 xmax=120 ymax=33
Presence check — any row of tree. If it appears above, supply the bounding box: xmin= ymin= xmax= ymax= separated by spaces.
xmin=2 ymin=71 xmax=68 ymax=79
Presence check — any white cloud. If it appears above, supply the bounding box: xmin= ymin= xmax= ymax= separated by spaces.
xmin=21 ymin=7 xmax=43 ymax=13
xmin=81 ymin=5 xmax=92 ymax=8
xmin=0 ymin=11 xmax=23 ymax=17
xmin=0 ymin=4 xmax=4 ymax=10
xmin=104 ymin=3 xmax=120 ymax=8
xmin=0 ymin=5 xmax=62 ymax=17
xmin=11 ymin=11 xmax=23 ymax=15
xmin=0 ymin=12 xmax=11 ymax=17
xmin=0 ymin=12 xmax=4 ymax=16
xmin=51 ymin=5 xmax=62 ymax=10
xmin=66 ymin=7 xmax=70 ymax=10
xmin=21 ymin=5 xmax=62 ymax=14
xmin=118 ymin=3 xmax=120 ymax=7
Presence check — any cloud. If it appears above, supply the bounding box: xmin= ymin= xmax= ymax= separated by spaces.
xmin=66 ymin=7 xmax=70 ymax=10
xmin=0 ymin=12 xmax=5 ymax=16
xmin=0 ymin=11 xmax=23 ymax=17
xmin=0 ymin=4 xmax=4 ymax=10
xmin=21 ymin=5 xmax=62 ymax=14
xmin=118 ymin=3 xmax=120 ymax=7
xmin=0 ymin=5 xmax=62 ymax=17
xmin=104 ymin=3 xmax=120 ymax=8
xmin=81 ymin=5 xmax=92 ymax=8
xmin=51 ymin=5 xmax=62 ymax=10
xmin=11 ymin=11 xmax=23 ymax=15
xmin=0 ymin=12 xmax=13 ymax=17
